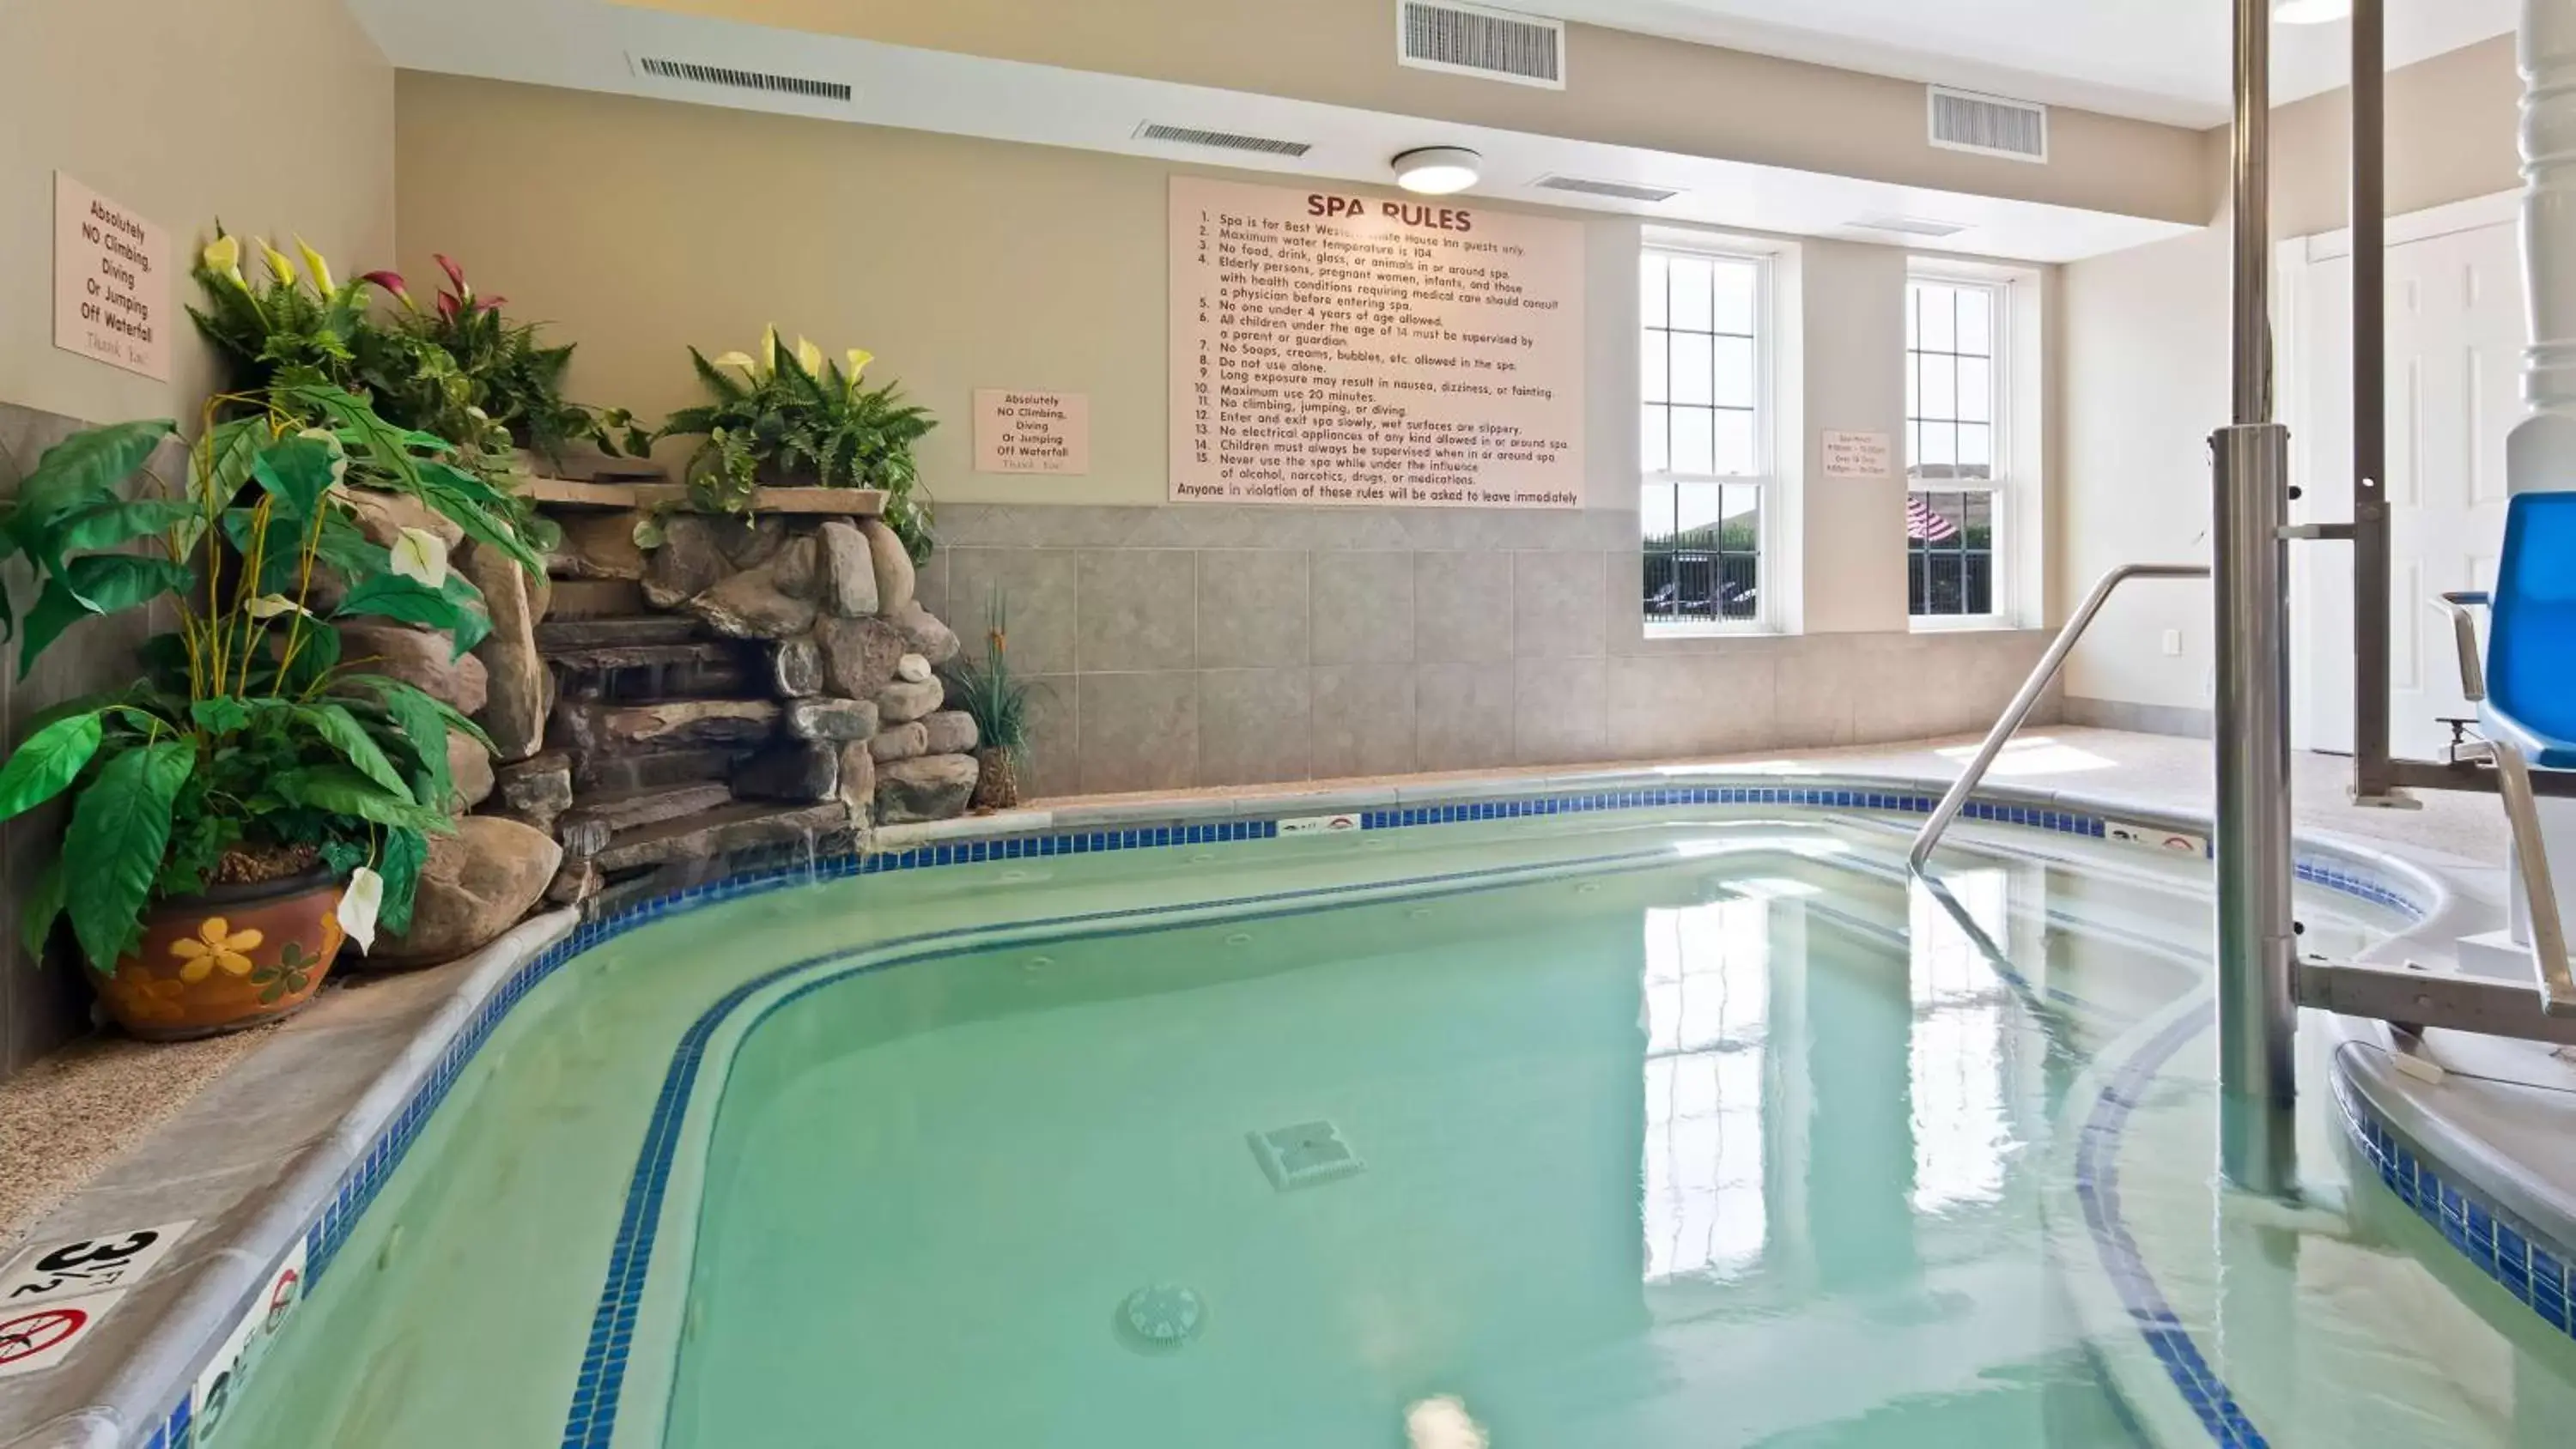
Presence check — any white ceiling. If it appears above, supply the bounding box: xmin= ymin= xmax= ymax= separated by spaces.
xmin=1540 ymin=0 xmax=2518 ymax=125
xmin=349 ymin=0 xmax=2198 ymax=264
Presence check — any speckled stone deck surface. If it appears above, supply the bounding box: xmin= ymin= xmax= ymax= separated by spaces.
xmin=0 ymin=1027 xmax=277 ymax=1256
xmin=0 ymin=726 xmax=2516 ymax=1254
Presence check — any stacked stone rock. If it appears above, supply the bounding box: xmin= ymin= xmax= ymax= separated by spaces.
xmin=659 ymin=512 xmax=982 ymax=826
xmin=511 ymin=500 xmax=981 ymax=908
xmin=325 ymin=493 xmax=563 ymax=967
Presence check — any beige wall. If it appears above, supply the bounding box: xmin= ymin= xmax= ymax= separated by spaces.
xmin=2061 ymin=39 xmax=2522 ymax=718
xmin=2273 ymin=36 xmax=2523 ymax=240
xmin=616 ymin=0 xmax=2210 ymax=224
xmin=399 ymin=70 xmax=1999 ymax=633
xmin=0 ymin=0 xmax=395 ymax=425
xmin=401 ymin=72 xmax=2057 ymax=791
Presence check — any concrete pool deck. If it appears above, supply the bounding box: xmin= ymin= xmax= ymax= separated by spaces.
xmin=0 ymin=724 xmax=2525 ymax=1256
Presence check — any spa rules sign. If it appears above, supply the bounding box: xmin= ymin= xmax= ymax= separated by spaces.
xmin=1170 ymin=177 xmax=1583 ymax=508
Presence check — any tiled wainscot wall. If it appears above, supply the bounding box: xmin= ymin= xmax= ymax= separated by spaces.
xmin=916 ymin=503 xmax=2063 ymax=797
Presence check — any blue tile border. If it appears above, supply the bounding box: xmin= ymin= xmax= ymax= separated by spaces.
xmin=2331 ymin=1072 xmax=2576 ymax=1347
xmin=2075 ymin=1008 xmax=2271 ymax=1448
xmin=135 ymin=777 xmax=2435 ymax=1449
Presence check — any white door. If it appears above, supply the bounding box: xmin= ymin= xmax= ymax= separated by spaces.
xmin=2292 ymin=208 xmax=2522 ymax=760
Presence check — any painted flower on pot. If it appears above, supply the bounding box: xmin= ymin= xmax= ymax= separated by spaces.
xmin=252 ymin=941 xmax=323 ymax=1006
xmin=169 ymin=918 xmax=264 ymax=982
xmin=116 ymin=977 xmax=192 ymax=1027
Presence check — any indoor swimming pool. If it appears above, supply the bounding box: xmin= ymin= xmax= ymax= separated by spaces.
xmin=201 ymin=798 xmax=2576 ymax=1447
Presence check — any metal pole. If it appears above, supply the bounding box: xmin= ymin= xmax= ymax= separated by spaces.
xmin=2352 ymin=0 xmax=2397 ymax=802
xmin=2214 ymin=0 xmax=2299 ymax=1195
xmin=2231 ymin=1 xmax=2272 ymax=425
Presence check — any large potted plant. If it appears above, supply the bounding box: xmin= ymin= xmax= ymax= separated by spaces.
xmin=659 ymin=327 xmax=938 ymax=559
xmin=0 ymin=387 xmax=515 ymax=1038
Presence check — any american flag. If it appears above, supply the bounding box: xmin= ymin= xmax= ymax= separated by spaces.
xmin=1906 ymin=493 xmax=1958 ymax=543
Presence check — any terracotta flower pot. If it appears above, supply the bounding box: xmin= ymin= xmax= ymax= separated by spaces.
xmin=93 ymin=870 xmax=349 ymax=1040
xmin=971 ymin=747 xmax=1021 ymax=811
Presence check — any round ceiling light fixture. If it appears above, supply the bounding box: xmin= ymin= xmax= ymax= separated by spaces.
xmin=2272 ymin=0 xmax=2353 ymax=22
xmin=1393 ymin=146 xmax=1482 ymax=196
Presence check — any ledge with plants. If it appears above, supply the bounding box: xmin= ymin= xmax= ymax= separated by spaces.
xmin=656 ymin=327 xmax=937 ymax=559
xmin=0 ymin=384 xmax=531 ymax=1037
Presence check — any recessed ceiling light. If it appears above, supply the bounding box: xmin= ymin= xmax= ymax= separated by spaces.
xmin=2273 ymin=0 xmax=2352 ymax=22
xmin=1393 ymin=146 xmax=1482 ymax=196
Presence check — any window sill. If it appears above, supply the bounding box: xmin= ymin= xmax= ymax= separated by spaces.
xmin=1908 ymin=615 xmax=2026 ymax=634
xmin=1643 ymin=621 xmax=1781 ymax=641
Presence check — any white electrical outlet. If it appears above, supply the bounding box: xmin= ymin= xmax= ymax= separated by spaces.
xmin=2161 ymin=629 xmax=2184 ymax=657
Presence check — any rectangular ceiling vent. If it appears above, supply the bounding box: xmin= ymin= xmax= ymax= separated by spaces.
xmin=1132 ymin=122 xmax=1313 ymax=158
xmin=1534 ymin=174 xmax=1683 ymax=204
xmin=635 ymin=56 xmax=851 ymax=103
xmin=1928 ymin=87 xmax=2048 ymax=163
xmin=1847 ymin=214 xmax=1971 ymax=239
xmin=1398 ymin=1 xmax=1565 ymax=89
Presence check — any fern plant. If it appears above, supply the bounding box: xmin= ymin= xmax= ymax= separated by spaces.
xmin=387 ymin=254 xmax=652 ymax=467
xmin=659 ymin=329 xmax=937 ymax=560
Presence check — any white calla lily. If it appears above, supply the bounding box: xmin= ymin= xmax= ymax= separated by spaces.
xmin=390 ymin=527 xmax=450 ymax=589
xmin=245 ymin=594 xmax=307 ymax=620
xmin=337 ymin=867 xmax=385 ymax=955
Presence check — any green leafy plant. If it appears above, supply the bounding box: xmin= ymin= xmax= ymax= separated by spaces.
xmin=941 ymin=585 xmax=1042 ymax=768
xmin=0 ymin=393 xmax=497 ymax=974
xmin=188 ymin=229 xmax=609 ymax=552
xmin=659 ymin=328 xmax=937 ymax=560
xmin=380 ymin=255 xmax=650 ymax=467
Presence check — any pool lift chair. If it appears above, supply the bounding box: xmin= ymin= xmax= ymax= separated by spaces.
xmin=2409 ymin=493 xmax=2576 ymax=1027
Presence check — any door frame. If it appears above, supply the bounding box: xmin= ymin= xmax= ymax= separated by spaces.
xmin=2275 ymin=187 xmax=2524 ymax=754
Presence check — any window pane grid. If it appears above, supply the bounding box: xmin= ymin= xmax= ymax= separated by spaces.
xmin=1906 ymin=279 xmax=2002 ymax=619
xmin=1643 ymin=248 xmax=1766 ymax=627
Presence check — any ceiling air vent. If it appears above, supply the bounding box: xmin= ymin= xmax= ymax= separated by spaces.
xmin=1534 ymin=174 xmax=1683 ymax=204
xmin=1132 ymin=122 xmax=1313 ymax=158
xmin=635 ymin=56 xmax=851 ymax=103
xmin=1398 ymin=1 xmax=1565 ymax=89
xmin=1847 ymin=215 xmax=1971 ymax=239
xmin=1929 ymin=87 xmax=2048 ymax=162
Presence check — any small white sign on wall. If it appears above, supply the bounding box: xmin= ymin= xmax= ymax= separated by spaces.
xmin=974 ymin=389 xmax=1091 ymax=475
xmin=52 ymin=173 xmax=172 ymax=382
xmin=1821 ymin=430 xmax=1894 ymax=479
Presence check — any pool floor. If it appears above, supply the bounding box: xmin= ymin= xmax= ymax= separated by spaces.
xmin=667 ymin=847 xmax=2185 ymax=1446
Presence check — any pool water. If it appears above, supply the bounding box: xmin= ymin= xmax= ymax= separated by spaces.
xmin=212 ymin=809 xmax=2576 ymax=1448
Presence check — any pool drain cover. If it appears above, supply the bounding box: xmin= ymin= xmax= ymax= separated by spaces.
xmin=1249 ymin=1119 xmax=1364 ymax=1191
xmin=1119 ymin=1283 xmax=1206 ymax=1349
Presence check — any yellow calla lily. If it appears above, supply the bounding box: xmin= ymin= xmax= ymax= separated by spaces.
xmin=258 ymin=239 xmax=297 ymax=287
xmin=759 ymin=324 xmax=781 ymax=378
xmin=295 ymin=237 xmax=335 ymax=294
xmin=795 ymin=336 xmax=823 ymax=375
xmin=712 ymin=351 xmax=759 ymax=373
xmin=201 ymin=234 xmax=244 ymax=288
xmin=844 ymin=348 xmax=874 ymax=379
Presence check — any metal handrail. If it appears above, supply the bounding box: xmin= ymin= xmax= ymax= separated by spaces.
xmin=2432 ymin=589 xmax=2576 ymax=1018
xmin=1907 ymin=562 xmax=2211 ymax=872
xmin=2433 ymin=590 xmax=2491 ymax=702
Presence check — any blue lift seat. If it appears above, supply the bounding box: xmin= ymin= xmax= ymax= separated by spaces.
xmin=2478 ymin=491 xmax=2576 ymax=771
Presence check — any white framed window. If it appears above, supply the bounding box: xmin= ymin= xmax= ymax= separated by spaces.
xmin=1905 ymin=275 xmax=2008 ymax=625
xmin=1641 ymin=245 xmax=1772 ymax=631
